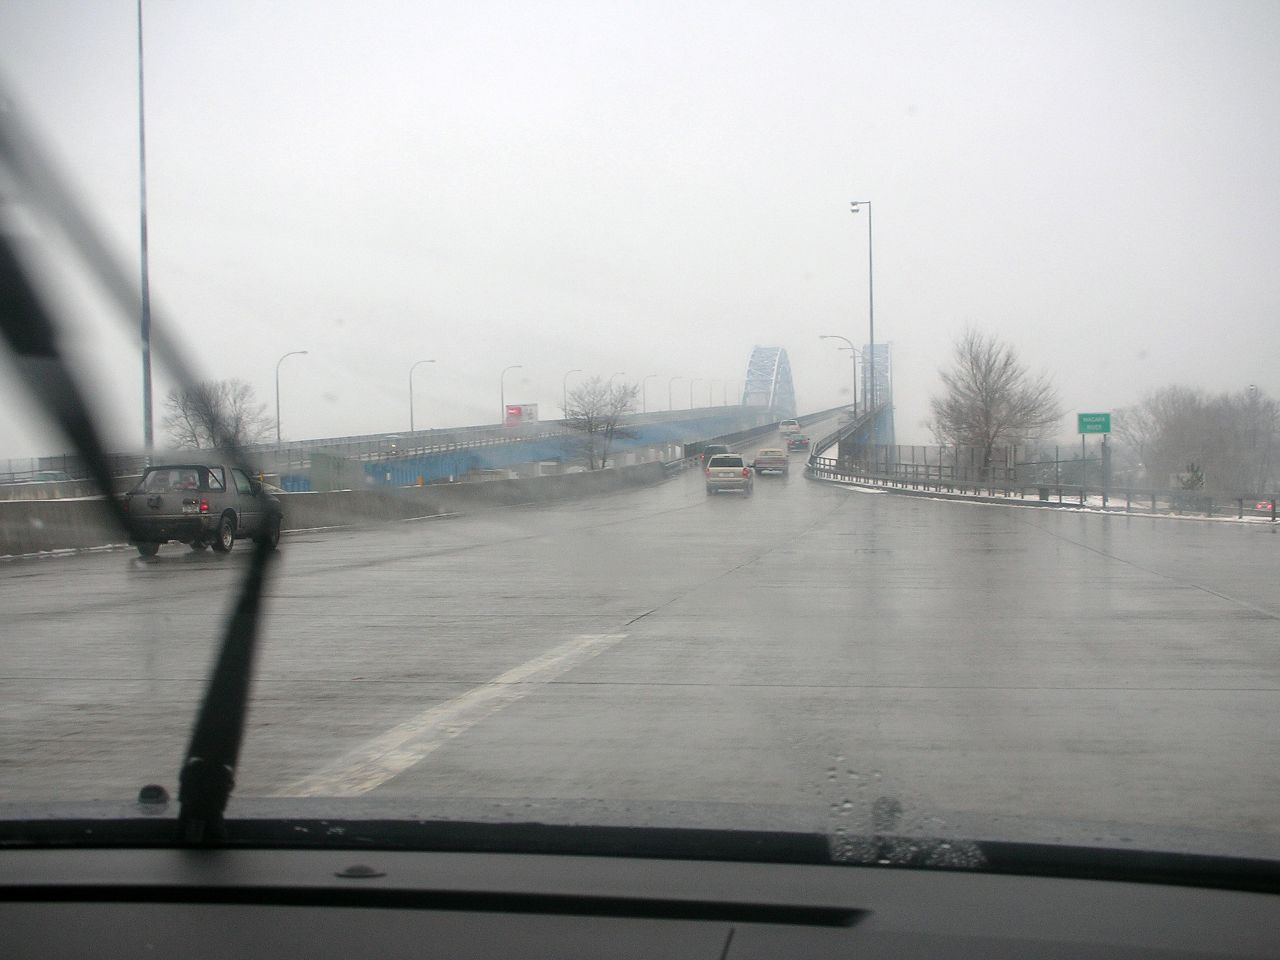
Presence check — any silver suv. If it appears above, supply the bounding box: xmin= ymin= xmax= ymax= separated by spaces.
xmin=704 ymin=454 xmax=754 ymax=496
xmin=124 ymin=463 xmax=283 ymax=557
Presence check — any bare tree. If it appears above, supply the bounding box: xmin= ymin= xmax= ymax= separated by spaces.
xmin=161 ymin=379 xmax=272 ymax=449
xmin=564 ymin=377 xmax=640 ymax=469
xmin=1115 ymin=385 xmax=1278 ymax=492
xmin=928 ymin=329 xmax=1062 ymax=477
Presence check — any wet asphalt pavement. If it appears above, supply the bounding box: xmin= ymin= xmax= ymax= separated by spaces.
xmin=2 ymin=419 xmax=1278 ymax=852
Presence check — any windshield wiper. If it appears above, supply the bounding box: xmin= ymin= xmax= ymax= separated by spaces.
xmin=176 ymin=539 xmax=274 ymax=844
xmin=2 ymin=84 xmax=273 ymax=846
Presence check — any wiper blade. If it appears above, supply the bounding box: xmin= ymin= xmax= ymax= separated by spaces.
xmin=1 ymin=82 xmax=274 ymax=845
xmin=177 ymin=539 xmax=274 ymax=844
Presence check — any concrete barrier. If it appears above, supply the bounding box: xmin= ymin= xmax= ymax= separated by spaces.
xmin=0 ymin=498 xmax=123 ymax=556
xmin=1 ymin=461 xmax=668 ymax=557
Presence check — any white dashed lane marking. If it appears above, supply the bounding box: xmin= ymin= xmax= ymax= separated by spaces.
xmin=273 ymin=633 xmax=626 ymax=797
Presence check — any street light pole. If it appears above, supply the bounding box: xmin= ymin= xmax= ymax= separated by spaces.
xmin=819 ymin=334 xmax=859 ymax=413
xmin=850 ymin=200 xmax=875 ymax=413
xmin=562 ymin=368 xmax=583 ymax=417
xmin=137 ymin=0 xmax=153 ymax=450
xmin=409 ymin=359 xmax=435 ymax=432
xmin=668 ymin=376 xmax=683 ymax=411
xmin=275 ymin=350 xmax=308 ymax=444
xmin=608 ymin=371 xmax=626 ymax=388
xmin=500 ymin=364 xmax=523 ymax=425
xmin=641 ymin=374 xmax=658 ymax=413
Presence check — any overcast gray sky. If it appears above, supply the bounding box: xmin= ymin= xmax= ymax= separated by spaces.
xmin=2 ymin=0 xmax=1278 ymax=456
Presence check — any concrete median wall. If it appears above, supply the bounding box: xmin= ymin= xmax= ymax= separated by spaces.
xmin=1 ymin=460 xmax=668 ymax=557
xmin=0 ymin=497 xmax=124 ymax=555
xmin=280 ymin=460 xmax=666 ymax=528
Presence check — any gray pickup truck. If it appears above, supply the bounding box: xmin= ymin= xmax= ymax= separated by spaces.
xmin=123 ymin=463 xmax=283 ymax=557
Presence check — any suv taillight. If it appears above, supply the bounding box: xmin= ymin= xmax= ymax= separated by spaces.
xmin=704 ymin=468 xmax=711 ymax=477
xmin=741 ymin=468 xmax=749 ymax=477
xmin=199 ymin=498 xmax=210 ymax=513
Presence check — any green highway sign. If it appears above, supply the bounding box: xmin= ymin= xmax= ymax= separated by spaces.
xmin=1078 ymin=412 xmax=1111 ymax=434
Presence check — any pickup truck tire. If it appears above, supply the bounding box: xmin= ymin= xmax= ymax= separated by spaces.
xmin=135 ymin=542 xmax=159 ymax=558
xmin=211 ymin=513 xmax=236 ymax=553
xmin=256 ymin=516 xmax=282 ymax=551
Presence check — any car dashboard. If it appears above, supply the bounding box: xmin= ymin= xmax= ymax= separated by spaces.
xmin=5 ymin=842 xmax=1280 ymax=959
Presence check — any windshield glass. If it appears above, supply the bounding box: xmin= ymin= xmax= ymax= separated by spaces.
xmin=1 ymin=0 xmax=1278 ymax=869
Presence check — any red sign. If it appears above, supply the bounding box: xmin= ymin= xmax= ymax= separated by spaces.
xmin=504 ymin=403 xmax=538 ymax=426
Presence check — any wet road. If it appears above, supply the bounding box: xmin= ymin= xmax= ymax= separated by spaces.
xmin=3 ymin=421 xmax=1279 ymax=853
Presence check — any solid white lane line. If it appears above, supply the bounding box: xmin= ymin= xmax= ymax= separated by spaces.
xmin=273 ymin=633 xmax=626 ymax=797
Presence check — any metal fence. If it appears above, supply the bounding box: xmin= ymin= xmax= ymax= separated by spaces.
xmin=834 ymin=441 xmax=1126 ymax=488
xmin=0 ymin=453 xmax=149 ymax=485
xmin=807 ymin=451 xmax=1279 ymax=521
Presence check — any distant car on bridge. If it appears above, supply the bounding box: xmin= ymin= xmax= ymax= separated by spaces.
xmin=778 ymin=419 xmax=801 ymax=437
xmin=786 ymin=434 xmax=810 ymax=451
xmin=698 ymin=444 xmax=731 ymax=465
xmin=752 ymin=448 xmax=789 ymax=476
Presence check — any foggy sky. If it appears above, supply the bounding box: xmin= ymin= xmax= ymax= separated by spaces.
xmin=1 ymin=0 xmax=1278 ymax=457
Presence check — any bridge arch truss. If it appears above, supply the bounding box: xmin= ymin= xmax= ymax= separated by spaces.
xmin=741 ymin=345 xmax=796 ymax=420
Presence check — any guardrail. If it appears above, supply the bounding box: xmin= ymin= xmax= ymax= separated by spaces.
xmin=806 ymin=456 xmax=1279 ymax=521
xmin=2 ymin=406 xmax=763 ymax=483
xmin=809 ymin=403 xmax=885 ymax=456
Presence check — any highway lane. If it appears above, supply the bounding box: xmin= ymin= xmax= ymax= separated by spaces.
xmin=2 ymin=416 xmax=1279 ymax=854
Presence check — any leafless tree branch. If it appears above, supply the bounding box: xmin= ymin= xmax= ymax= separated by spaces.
xmin=928 ymin=329 xmax=1063 ymax=476
xmin=161 ymin=379 xmax=272 ymax=450
xmin=564 ymin=377 xmax=640 ymax=470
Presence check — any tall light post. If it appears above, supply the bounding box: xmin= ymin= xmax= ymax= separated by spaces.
xmin=850 ymin=200 xmax=875 ymax=412
xmin=137 ymin=0 xmax=153 ymax=449
xmin=499 ymin=364 xmax=523 ymax=424
xmin=641 ymin=374 xmax=658 ymax=413
xmin=409 ymin=359 xmax=435 ymax=432
xmin=668 ymin=376 xmax=684 ymax=411
xmin=608 ymin=371 xmax=626 ymax=388
xmin=562 ymin=368 xmax=583 ymax=417
xmin=690 ymin=378 xmax=702 ymax=409
xmin=275 ymin=350 xmax=308 ymax=444
xmin=819 ymin=335 xmax=860 ymax=412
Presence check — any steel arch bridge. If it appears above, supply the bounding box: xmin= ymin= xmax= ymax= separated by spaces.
xmin=741 ymin=346 xmax=796 ymax=419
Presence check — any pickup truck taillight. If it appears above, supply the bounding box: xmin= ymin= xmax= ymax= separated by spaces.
xmin=199 ymin=498 xmax=210 ymax=513
xmin=741 ymin=468 xmax=750 ymax=477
